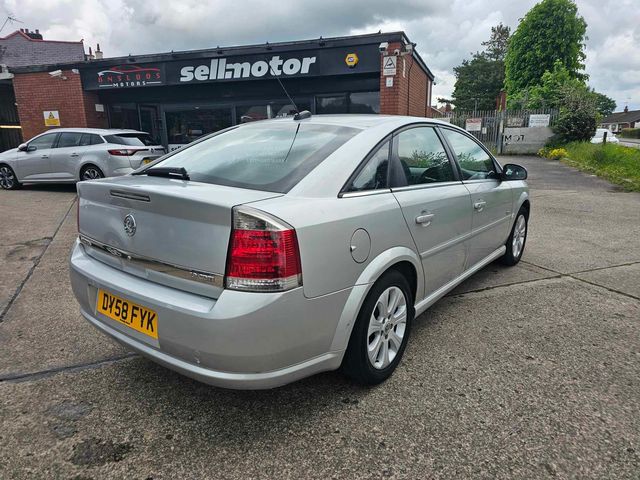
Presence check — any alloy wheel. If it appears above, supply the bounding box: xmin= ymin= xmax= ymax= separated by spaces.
xmin=82 ymin=167 xmax=102 ymax=181
xmin=0 ymin=166 xmax=15 ymax=189
xmin=367 ymin=286 xmax=407 ymax=369
xmin=512 ymin=214 xmax=527 ymax=259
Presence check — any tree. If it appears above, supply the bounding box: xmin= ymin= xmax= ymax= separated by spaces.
xmin=450 ymin=24 xmax=510 ymax=110
xmin=481 ymin=23 xmax=511 ymax=61
xmin=591 ymin=92 xmax=616 ymax=117
xmin=507 ymin=60 xmax=617 ymax=119
xmin=553 ymin=86 xmax=598 ymax=143
xmin=505 ymin=0 xmax=587 ymax=94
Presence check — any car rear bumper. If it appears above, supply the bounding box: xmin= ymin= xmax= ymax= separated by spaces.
xmin=69 ymin=239 xmax=347 ymax=389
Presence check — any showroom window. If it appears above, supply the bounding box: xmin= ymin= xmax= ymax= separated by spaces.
xmin=316 ymin=92 xmax=379 ymax=114
xmin=109 ymin=104 xmax=140 ymax=130
xmin=236 ymin=100 xmax=313 ymax=123
xmin=349 ymin=92 xmax=380 ymax=114
xmin=165 ymin=107 xmax=233 ymax=146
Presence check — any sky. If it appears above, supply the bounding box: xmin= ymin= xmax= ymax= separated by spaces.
xmin=2 ymin=0 xmax=638 ymax=110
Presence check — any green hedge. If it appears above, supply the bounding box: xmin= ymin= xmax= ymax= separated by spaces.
xmin=619 ymin=128 xmax=640 ymax=139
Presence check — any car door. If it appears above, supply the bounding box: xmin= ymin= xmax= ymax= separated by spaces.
xmin=49 ymin=131 xmax=83 ymax=180
xmin=440 ymin=128 xmax=513 ymax=268
xmin=390 ymin=126 xmax=472 ymax=296
xmin=13 ymin=133 xmax=59 ymax=180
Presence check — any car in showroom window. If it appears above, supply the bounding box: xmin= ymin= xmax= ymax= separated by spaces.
xmin=69 ymin=116 xmax=530 ymax=389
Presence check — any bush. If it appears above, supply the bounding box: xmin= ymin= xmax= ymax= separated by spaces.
xmin=537 ymin=147 xmax=550 ymax=157
xmin=552 ymin=86 xmax=598 ymax=143
xmin=548 ymin=148 xmax=569 ymax=160
xmin=619 ymin=128 xmax=640 ymax=139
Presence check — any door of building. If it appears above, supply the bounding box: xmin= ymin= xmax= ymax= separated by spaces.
xmin=139 ymin=105 xmax=162 ymax=146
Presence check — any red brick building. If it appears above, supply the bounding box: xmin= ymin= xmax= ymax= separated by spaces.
xmin=10 ymin=32 xmax=434 ymax=151
xmin=0 ymin=28 xmax=86 ymax=150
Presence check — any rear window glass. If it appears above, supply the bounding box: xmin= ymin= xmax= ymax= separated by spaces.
xmin=155 ymin=123 xmax=359 ymax=192
xmin=104 ymin=133 xmax=155 ymax=146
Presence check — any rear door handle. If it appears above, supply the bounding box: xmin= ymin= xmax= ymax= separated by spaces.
xmin=415 ymin=213 xmax=435 ymax=226
xmin=41 ymin=154 xmax=49 ymax=159
xmin=70 ymin=153 xmax=79 ymax=157
xmin=473 ymin=201 xmax=486 ymax=212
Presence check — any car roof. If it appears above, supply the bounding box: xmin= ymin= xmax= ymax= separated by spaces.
xmin=265 ymin=114 xmax=457 ymax=130
xmin=34 ymin=128 xmax=148 ymax=136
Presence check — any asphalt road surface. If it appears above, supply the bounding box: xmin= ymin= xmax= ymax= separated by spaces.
xmin=1 ymin=157 xmax=639 ymax=479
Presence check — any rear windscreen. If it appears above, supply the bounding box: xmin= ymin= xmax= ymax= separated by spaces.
xmin=104 ymin=133 xmax=156 ymax=146
xmin=154 ymin=123 xmax=359 ymax=192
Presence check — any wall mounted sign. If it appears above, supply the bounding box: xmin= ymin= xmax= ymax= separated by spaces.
xmin=81 ymin=45 xmax=380 ymax=90
xmin=465 ymin=118 xmax=482 ymax=132
xmin=93 ymin=65 xmax=164 ymax=89
xmin=43 ymin=110 xmax=60 ymax=126
xmin=383 ymin=56 xmax=397 ymax=76
xmin=345 ymin=52 xmax=359 ymax=68
xmin=529 ymin=113 xmax=551 ymax=128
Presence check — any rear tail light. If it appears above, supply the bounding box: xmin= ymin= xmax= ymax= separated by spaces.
xmin=108 ymin=149 xmax=145 ymax=156
xmin=225 ymin=206 xmax=302 ymax=292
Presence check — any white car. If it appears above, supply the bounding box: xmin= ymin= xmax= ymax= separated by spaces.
xmin=0 ymin=128 xmax=165 ymax=189
xmin=591 ymin=129 xmax=619 ymax=144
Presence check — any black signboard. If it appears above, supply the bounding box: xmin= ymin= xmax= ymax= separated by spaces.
xmin=82 ymin=44 xmax=380 ymax=90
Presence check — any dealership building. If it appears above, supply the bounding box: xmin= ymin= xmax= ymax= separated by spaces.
xmin=8 ymin=31 xmax=434 ymax=151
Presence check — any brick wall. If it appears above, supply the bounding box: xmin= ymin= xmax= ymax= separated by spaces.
xmin=13 ymin=70 xmax=108 ymax=140
xmin=379 ymin=42 xmax=431 ymax=117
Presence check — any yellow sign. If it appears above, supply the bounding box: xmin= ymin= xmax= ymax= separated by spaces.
xmin=345 ymin=53 xmax=359 ymax=68
xmin=43 ymin=110 xmax=60 ymax=127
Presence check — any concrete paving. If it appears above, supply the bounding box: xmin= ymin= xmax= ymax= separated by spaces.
xmin=1 ymin=157 xmax=639 ymax=479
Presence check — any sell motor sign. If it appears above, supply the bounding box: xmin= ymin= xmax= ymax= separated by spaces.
xmin=179 ymin=55 xmax=317 ymax=82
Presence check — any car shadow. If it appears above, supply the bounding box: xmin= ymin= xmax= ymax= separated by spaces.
xmin=19 ymin=183 xmax=78 ymax=193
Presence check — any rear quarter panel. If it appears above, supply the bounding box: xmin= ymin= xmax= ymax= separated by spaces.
xmin=252 ymin=194 xmax=421 ymax=299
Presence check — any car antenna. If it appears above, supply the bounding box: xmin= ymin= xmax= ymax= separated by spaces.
xmin=268 ymin=63 xmax=311 ymax=121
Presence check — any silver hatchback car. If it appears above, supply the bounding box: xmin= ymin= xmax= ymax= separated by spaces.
xmin=70 ymin=115 xmax=530 ymax=389
xmin=0 ymin=128 xmax=165 ymax=189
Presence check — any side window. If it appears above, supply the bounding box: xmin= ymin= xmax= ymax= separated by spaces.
xmin=79 ymin=134 xmax=103 ymax=146
xmin=347 ymin=141 xmax=389 ymax=192
xmin=57 ymin=132 xmax=83 ymax=148
xmin=396 ymin=127 xmax=455 ymax=185
xmin=442 ymin=129 xmax=496 ymax=180
xmin=28 ymin=134 xmax=57 ymax=150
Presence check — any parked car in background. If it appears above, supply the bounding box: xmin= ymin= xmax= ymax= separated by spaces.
xmin=70 ymin=115 xmax=530 ymax=389
xmin=0 ymin=128 xmax=165 ymax=190
xmin=591 ymin=128 xmax=620 ymax=144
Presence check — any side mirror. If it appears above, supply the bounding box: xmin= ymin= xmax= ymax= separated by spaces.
xmin=502 ymin=163 xmax=527 ymax=181
xmin=18 ymin=143 xmax=36 ymax=152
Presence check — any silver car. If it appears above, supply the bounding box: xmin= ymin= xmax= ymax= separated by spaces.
xmin=69 ymin=115 xmax=530 ymax=389
xmin=0 ymin=128 xmax=165 ymax=189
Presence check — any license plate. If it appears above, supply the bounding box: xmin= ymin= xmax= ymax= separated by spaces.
xmin=96 ymin=289 xmax=158 ymax=339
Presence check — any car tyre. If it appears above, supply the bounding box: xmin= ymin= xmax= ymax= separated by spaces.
xmin=0 ymin=164 xmax=21 ymax=190
xmin=80 ymin=165 xmax=104 ymax=181
xmin=500 ymin=207 xmax=529 ymax=266
xmin=342 ymin=269 xmax=414 ymax=385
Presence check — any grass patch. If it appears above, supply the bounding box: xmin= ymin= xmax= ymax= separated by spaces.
xmin=560 ymin=142 xmax=640 ymax=191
